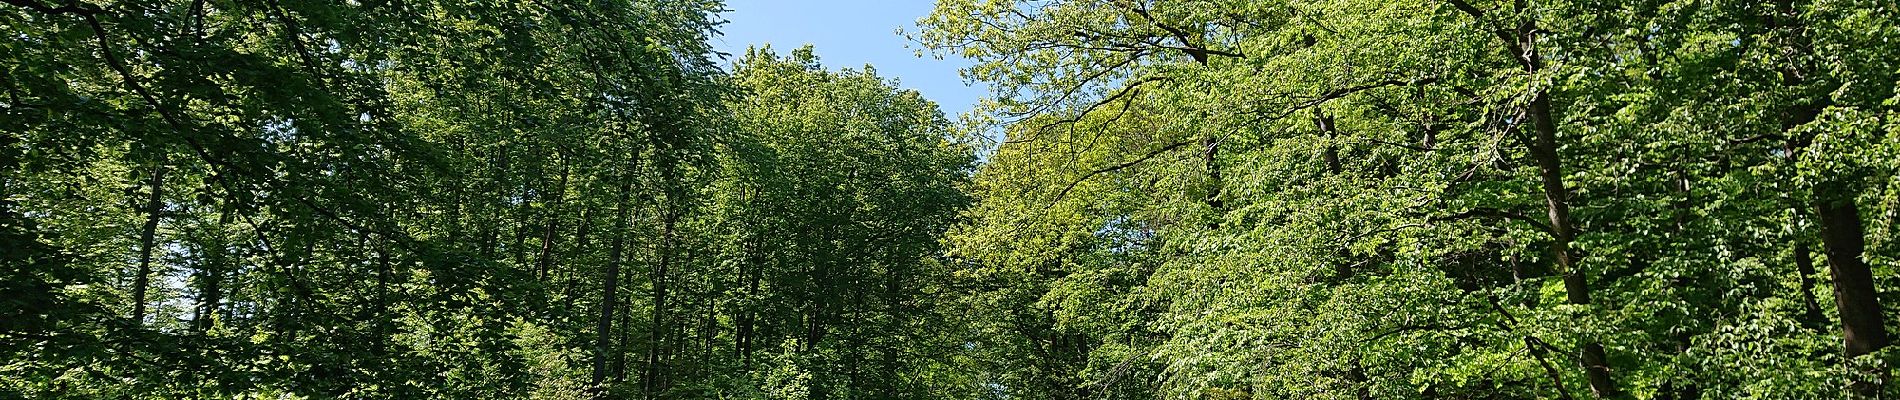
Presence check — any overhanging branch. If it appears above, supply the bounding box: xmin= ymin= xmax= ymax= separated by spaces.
xmin=1050 ymin=140 xmax=1192 ymax=205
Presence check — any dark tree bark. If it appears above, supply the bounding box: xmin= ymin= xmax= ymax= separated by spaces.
xmin=191 ymin=210 xmax=230 ymax=334
xmin=1811 ymin=179 xmax=1892 ymax=399
xmin=1526 ymin=91 xmax=1615 ymax=398
xmin=646 ymin=130 xmax=687 ymax=397
xmin=191 ymin=260 xmax=221 ymax=333
xmin=615 ymin=285 xmax=636 ymax=382
xmin=1317 ymin=111 xmax=1341 ymax=175
xmin=131 ymin=162 xmax=167 ymax=325
xmin=374 ymin=243 xmax=392 ymax=355
xmin=736 ymin=200 xmax=763 ymax=368
xmin=1769 ymin=0 xmax=1893 ymax=382
xmin=511 ymin=177 xmax=531 ymax=268
xmin=537 ymin=161 xmax=569 ymax=282
xmin=644 ymin=215 xmax=674 ymax=396
xmin=1792 ymin=242 xmax=1828 ymax=327
xmin=1815 ymin=196 xmax=1890 ymax=359
xmin=1446 ymin=0 xmax=1617 ymax=389
xmin=1440 ymin=9 xmax=1614 ymax=393
xmin=565 ymin=207 xmax=593 ymax=302
xmin=591 ymin=159 xmax=636 ymax=397
xmin=1203 ymin=134 xmax=1224 ymax=211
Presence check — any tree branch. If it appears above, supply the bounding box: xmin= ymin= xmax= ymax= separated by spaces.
xmin=1122 ymin=2 xmax=1244 ymax=63
xmin=1050 ymin=140 xmax=1192 ymax=205
xmin=1017 ymin=75 xmax=1171 ymax=142
xmin=1252 ymin=77 xmax=1438 ymax=124
xmin=0 ymin=0 xmax=100 ymax=15
xmin=1431 ymin=207 xmax=1553 ymax=233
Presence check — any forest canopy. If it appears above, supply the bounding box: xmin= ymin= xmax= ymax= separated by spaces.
xmin=2 ymin=0 xmax=1897 ymax=399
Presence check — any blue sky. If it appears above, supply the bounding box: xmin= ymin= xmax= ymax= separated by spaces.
xmin=712 ymin=0 xmax=985 ymax=118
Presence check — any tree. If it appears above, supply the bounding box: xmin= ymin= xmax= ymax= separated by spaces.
xmin=919 ymin=0 xmax=1899 ymax=398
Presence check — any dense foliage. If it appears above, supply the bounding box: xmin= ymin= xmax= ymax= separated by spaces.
xmin=918 ymin=0 xmax=1898 ymax=398
xmin=1 ymin=0 xmax=975 ymax=398
xmin=3 ymin=0 xmax=1896 ymax=399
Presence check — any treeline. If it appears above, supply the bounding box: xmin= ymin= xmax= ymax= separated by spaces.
xmin=9 ymin=0 xmax=1900 ymax=399
xmin=3 ymin=0 xmax=974 ymax=398
xmin=917 ymin=0 xmax=1897 ymax=399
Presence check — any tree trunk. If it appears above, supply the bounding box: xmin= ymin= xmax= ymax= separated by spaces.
xmin=191 ymin=261 xmax=221 ymax=333
xmin=1770 ymin=1 xmax=1892 ymax=379
xmin=645 ymin=144 xmax=684 ymax=396
xmin=1202 ymin=134 xmax=1224 ymax=211
xmin=1814 ymin=193 xmax=1891 ymax=398
xmin=645 ymin=211 xmax=675 ymax=397
xmin=511 ymin=182 xmax=531 ymax=267
xmin=1815 ymin=195 xmax=1891 ymax=358
xmin=375 ymin=242 xmax=393 ymax=356
xmin=131 ymin=162 xmax=167 ymax=325
xmin=737 ymin=206 xmax=762 ymax=368
xmin=565 ymin=207 xmax=593 ymax=302
xmin=191 ymin=210 xmax=229 ymax=334
xmin=1792 ymin=242 xmax=1828 ymax=327
xmin=1526 ymin=91 xmax=1616 ymax=397
xmin=537 ymin=162 xmax=569 ymax=283
xmin=591 ymin=162 xmax=635 ymax=397
xmin=738 ymin=235 xmax=761 ymax=368
xmin=1317 ymin=111 xmax=1341 ymax=175
xmin=1441 ymin=3 xmax=1619 ymax=392
xmin=615 ymin=287 xmax=636 ymax=382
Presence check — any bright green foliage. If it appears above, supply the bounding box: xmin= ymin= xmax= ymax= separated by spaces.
xmin=921 ymin=0 xmax=1899 ymax=398
xmin=6 ymin=0 xmax=1900 ymax=398
xmin=711 ymin=46 xmax=978 ymax=398
xmin=0 ymin=0 xmax=974 ymax=398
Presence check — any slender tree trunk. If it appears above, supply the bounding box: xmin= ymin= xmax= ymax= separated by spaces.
xmin=644 ymin=209 xmax=676 ymax=397
xmin=615 ymin=287 xmax=635 ymax=382
xmin=1443 ymin=2 xmax=1617 ymax=391
xmin=131 ymin=162 xmax=167 ymax=325
xmin=591 ymin=162 xmax=635 ymax=397
xmin=375 ymin=242 xmax=393 ymax=356
xmin=565 ymin=207 xmax=593 ymax=302
xmin=738 ymin=231 xmax=761 ymax=367
xmin=805 ymin=223 xmax=833 ymax=353
xmin=1202 ymin=134 xmax=1224 ymax=211
xmin=511 ymin=183 xmax=531 ymax=267
xmin=537 ymin=162 xmax=569 ymax=282
xmin=480 ymin=147 xmax=507 ymax=260
xmin=1792 ymin=242 xmax=1829 ymax=327
xmin=736 ymin=201 xmax=762 ymax=368
xmin=191 ymin=210 xmax=229 ymax=334
xmin=701 ymin=289 xmax=717 ymax=360
xmin=449 ymin=138 xmax=468 ymax=245
xmin=191 ymin=261 xmax=221 ymax=333
xmin=844 ymin=275 xmax=870 ymax=394
xmin=1526 ymin=91 xmax=1616 ymax=397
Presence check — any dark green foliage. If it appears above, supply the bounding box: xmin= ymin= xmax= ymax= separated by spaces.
xmin=918 ymin=0 xmax=1899 ymax=398
xmin=1 ymin=0 xmax=973 ymax=398
xmin=6 ymin=0 xmax=1899 ymax=399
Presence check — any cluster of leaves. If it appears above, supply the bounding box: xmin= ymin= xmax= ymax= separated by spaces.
xmin=2 ymin=1 xmax=976 ymax=399
xmin=919 ymin=0 xmax=1899 ymax=398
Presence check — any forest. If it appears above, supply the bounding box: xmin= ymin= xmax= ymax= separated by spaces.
xmin=1 ymin=0 xmax=1896 ymax=398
